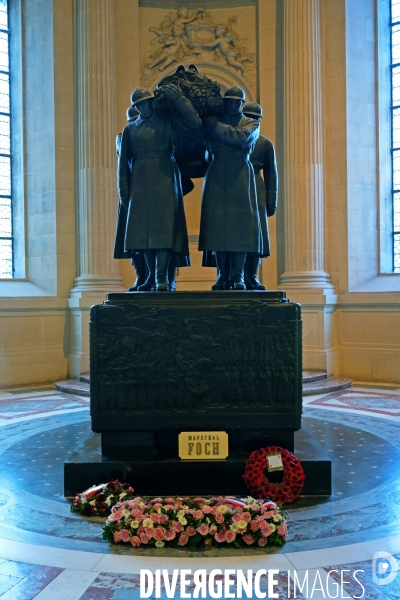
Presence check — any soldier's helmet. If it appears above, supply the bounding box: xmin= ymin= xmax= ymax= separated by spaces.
xmin=242 ymin=101 xmax=263 ymax=118
xmin=130 ymin=88 xmax=153 ymax=105
xmin=223 ymin=86 xmax=245 ymax=101
xmin=126 ymin=105 xmax=139 ymax=122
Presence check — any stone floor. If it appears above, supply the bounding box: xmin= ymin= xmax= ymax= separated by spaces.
xmin=0 ymin=384 xmax=399 ymax=598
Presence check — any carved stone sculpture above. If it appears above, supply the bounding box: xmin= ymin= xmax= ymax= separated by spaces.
xmin=141 ymin=6 xmax=256 ymax=89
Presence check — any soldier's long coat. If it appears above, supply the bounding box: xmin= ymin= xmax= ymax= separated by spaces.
xmin=250 ymin=135 xmax=278 ymax=257
xmin=118 ymin=97 xmax=201 ymax=255
xmin=199 ymin=113 xmax=262 ymax=253
xmin=114 ymin=132 xmax=133 ymax=259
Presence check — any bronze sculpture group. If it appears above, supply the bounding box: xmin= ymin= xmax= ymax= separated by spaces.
xmin=116 ymin=66 xmax=278 ymax=292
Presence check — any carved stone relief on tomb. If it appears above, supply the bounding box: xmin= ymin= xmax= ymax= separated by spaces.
xmin=140 ymin=5 xmax=257 ymax=94
xmin=90 ymin=301 xmax=298 ymax=416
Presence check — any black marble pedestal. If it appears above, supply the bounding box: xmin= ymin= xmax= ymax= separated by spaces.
xmin=64 ymin=291 xmax=330 ymax=497
xmin=90 ymin=291 xmax=302 ymax=446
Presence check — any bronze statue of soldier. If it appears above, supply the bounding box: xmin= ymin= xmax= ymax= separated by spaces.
xmin=114 ymin=105 xmax=149 ymax=291
xmin=242 ymin=101 xmax=278 ymax=290
xmin=199 ymin=86 xmax=261 ymax=290
xmin=117 ymin=84 xmax=202 ymax=291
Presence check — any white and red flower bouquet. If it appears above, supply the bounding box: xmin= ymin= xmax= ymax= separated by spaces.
xmin=71 ymin=480 xmax=135 ymax=516
xmin=102 ymin=496 xmax=288 ymax=549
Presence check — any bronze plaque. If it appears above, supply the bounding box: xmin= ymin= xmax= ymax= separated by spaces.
xmin=179 ymin=432 xmax=228 ymax=460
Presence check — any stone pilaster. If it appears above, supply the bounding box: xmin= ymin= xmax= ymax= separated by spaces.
xmin=68 ymin=0 xmax=124 ymax=377
xmin=281 ymin=0 xmax=331 ymax=289
xmin=73 ymin=0 xmax=123 ymax=292
xmin=280 ymin=0 xmax=337 ymax=372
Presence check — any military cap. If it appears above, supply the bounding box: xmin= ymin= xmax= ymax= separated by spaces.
xmin=126 ymin=105 xmax=139 ymax=121
xmin=223 ymin=86 xmax=245 ymax=101
xmin=242 ymin=101 xmax=263 ymax=118
xmin=130 ymin=88 xmax=153 ymax=105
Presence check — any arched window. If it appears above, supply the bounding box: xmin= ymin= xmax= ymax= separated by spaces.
xmin=391 ymin=0 xmax=400 ymax=271
xmin=0 ymin=0 xmax=11 ymax=278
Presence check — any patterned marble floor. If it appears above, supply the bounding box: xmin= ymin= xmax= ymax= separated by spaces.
xmin=0 ymin=385 xmax=400 ymax=598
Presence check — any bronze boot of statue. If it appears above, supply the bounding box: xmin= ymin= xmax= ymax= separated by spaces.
xmin=225 ymin=253 xmax=233 ymax=290
xmin=168 ymin=264 xmax=177 ymax=291
xmin=129 ymin=253 xmax=149 ymax=291
xmin=156 ymin=250 xmax=171 ymax=291
xmin=212 ymin=252 xmax=230 ymax=290
xmin=231 ymin=252 xmax=246 ymax=290
xmin=244 ymin=254 xmax=266 ymax=290
xmin=138 ymin=250 xmax=156 ymax=291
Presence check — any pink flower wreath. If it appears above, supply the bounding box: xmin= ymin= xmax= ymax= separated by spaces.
xmin=242 ymin=446 xmax=305 ymax=504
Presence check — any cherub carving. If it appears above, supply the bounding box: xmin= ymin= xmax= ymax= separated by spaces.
xmin=149 ymin=20 xmax=173 ymax=43
xmin=148 ymin=7 xmax=197 ymax=44
xmin=173 ymin=6 xmax=197 ymax=28
xmin=142 ymin=7 xmax=255 ymax=87
xmin=201 ymin=24 xmax=253 ymax=76
xmin=148 ymin=26 xmax=190 ymax=72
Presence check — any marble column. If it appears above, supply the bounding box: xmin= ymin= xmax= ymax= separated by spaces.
xmin=280 ymin=0 xmax=332 ymax=290
xmin=72 ymin=0 xmax=123 ymax=293
xmin=280 ymin=0 xmax=337 ymax=373
xmin=68 ymin=0 xmax=124 ymax=377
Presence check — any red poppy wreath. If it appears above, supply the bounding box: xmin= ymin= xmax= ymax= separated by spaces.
xmin=243 ymin=446 xmax=305 ymax=504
